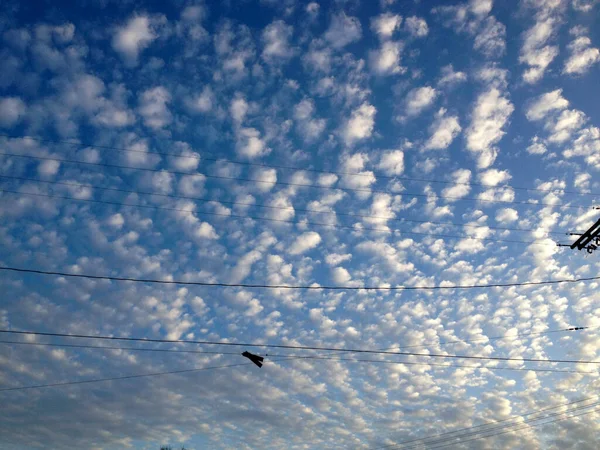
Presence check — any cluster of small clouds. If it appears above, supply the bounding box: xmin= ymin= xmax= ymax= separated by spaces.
xmin=1 ymin=0 xmax=600 ymax=448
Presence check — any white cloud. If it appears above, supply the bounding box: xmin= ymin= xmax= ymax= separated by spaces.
xmin=466 ymin=88 xmax=514 ymax=168
xmin=169 ymin=142 xmax=200 ymax=172
xmin=404 ymin=86 xmax=437 ymax=117
xmin=404 ymin=16 xmax=428 ymax=37
xmin=179 ymin=174 xmax=206 ymax=196
xmin=546 ymin=108 xmax=586 ymax=143
xmin=526 ymin=136 xmax=548 ymax=154
xmin=496 ymin=208 xmax=518 ymax=223
xmin=522 ymin=46 xmax=559 ymax=83
xmin=438 ymin=64 xmax=467 ymax=87
xmin=236 ymin=127 xmax=270 ymax=159
xmin=331 ymin=266 xmax=351 ymax=284
xmin=294 ymin=99 xmax=327 ymax=140
xmin=325 ymin=13 xmax=362 ymax=48
xmin=194 ymin=222 xmax=218 ymax=240
xmin=479 ymin=168 xmax=511 ymax=186
xmin=288 ymin=231 xmax=322 ymax=255
xmin=306 ymin=2 xmax=320 ymax=15
xmin=230 ymin=250 xmax=262 ymax=283
xmin=563 ymin=36 xmax=600 ymax=75
xmin=303 ymin=45 xmax=332 ymax=73
xmin=441 ymin=169 xmax=471 ymax=200
xmin=563 ymin=126 xmax=600 ymax=166
xmin=342 ymin=102 xmax=376 ymax=145
xmin=424 ymin=108 xmax=462 ymax=151
xmin=107 ymin=213 xmax=125 ymax=229
xmin=252 ymin=167 xmax=277 ymax=192
xmin=112 ymin=16 xmax=157 ymax=67
xmin=230 ymin=95 xmax=248 ymax=124
xmin=151 ymin=170 xmax=174 ymax=194
xmin=318 ymin=173 xmax=338 ymax=187
xmin=37 ymin=159 xmax=60 ymax=177
xmin=325 ymin=253 xmax=352 ymax=266
xmin=262 ymin=20 xmax=294 ymax=62
xmin=470 ymin=0 xmax=493 ymax=16
xmin=475 ymin=65 xmax=508 ymax=89
xmin=525 ymin=89 xmax=569 ymax=121
xmin=574 ymin=172 xmax=591 ymax=190
xmin=571 ymin=0 xmax=599 ymax=12
xmin=377 ymin=150 xmax=404 ymax=175
xmin=371 ymin=13 xmax=402 ymax=39
xmin=473 ymin=16 xmax=506 ymax=58
xmin=520 ymin=17 xmax=559 ymax=84
xmin=0 ymin=96 xmax=26 ymax=128
xmin=370 ymin=41 xmax=404 ymax=75
xmin=181 ymin=5 xmax=205 ymax=22
xmin=188 ymin=86 xmax=214 ymax=113
xmin=138 ymin=86 xmax=171 ymax=129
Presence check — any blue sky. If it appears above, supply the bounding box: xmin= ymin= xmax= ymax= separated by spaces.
xmin=1 ymin=0 xmax=600 ymax=448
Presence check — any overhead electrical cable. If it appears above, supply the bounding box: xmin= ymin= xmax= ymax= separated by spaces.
xmin=269 ymin=354 xmax=592 ymax=373
xmin=0 ymin=362 xmax=253 ymax=392
xmin=1 ymin=340 xmax=593 ymax=374
xmin=416 ymin=405 xmax=600 ymax=450
xmin=2 ymin=326 xmax=585 ymax=354
xmin=384 ymin=402 xmax=600 ymax=450
xmin=0 ymin=152 xmax=584 ymax=210
xmin=1 ymin=329 xmax=599 ymax=364
xmin=0 ymin=174 xmax=565 ymax=236
xmin=1 ymin=266 xmax=598 ymax=292
xmin=1 ymin=352 xmax=595 ymax=394
xmin=0 ymin=189 xmax=554 ymax=247
xmin=1 ymin=133 xmax=595 ymax=197
xmin=371 ymin=395 xmax=600 ymax=450
xmin=375 ymin=326 xmax=589 ymax=352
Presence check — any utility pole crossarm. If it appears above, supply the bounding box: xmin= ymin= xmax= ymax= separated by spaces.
xmin=570 ymin=217 xmax=600 ymax=252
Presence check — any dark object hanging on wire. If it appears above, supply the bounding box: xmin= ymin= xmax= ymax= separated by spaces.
xmin=242 ymin=351 xmax=264 ymax=368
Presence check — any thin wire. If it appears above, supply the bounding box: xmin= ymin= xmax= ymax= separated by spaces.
xmin=0 ymin=174 xmax=565 ymax=236
xmin=2 ymin=326 xmax=586 ymax=355
xmin=1 ymin=133 xmax=595 ymax=197
xmin=424 ymin=405 xmax=600 ymax=450
xmin=272 ymin=354 xmax=594 ymax=374
xmin=0 ymin=189 xmax=551 ymax=246
xmin=1 ymin=340 xmax=593 ymax=374
xmin=0 ymin=362 xmax=252 ymax=392
xmin=0 ymin=340 xmax=243 ymax=355
xmin=1 ymin=265 xmax=598 ymax=292
xmin=0 ymin=152 xmax=584 ymax=209
xmin=371 ymin=395 xmax=600 ymax=450
xmin=377 ymin=326 xmax=589 ymax=352
xmin=386 ymin=403 xmax=600 ymax=450
xmin=1 ymin=329 xmax=599 ymax=364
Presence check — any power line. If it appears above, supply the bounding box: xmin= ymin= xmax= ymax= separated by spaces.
xmin=422 ymin=404 xmax=600 ymax=450
xmin=0 ymin=348 xmax=594 ymax=395
xmin=1 ymin=133 xmax=595 ymax=197
xmin=377 ymin=326 xmax=589 ymax=352
xmin=2 ymin=340 xmax=593 ymax=374
xmin=0 ymin=152 xmax=585 ymax=210
xmin=1 ymin=265 xmax=598 ymax=292
xmin=4 ymin=324 xmax=584 ymax=355
xmin=0 ymin=189 xmax=552 ymax=247
xmin=372 ymin=395 xmax=600 ymax=450
xmin=0 ymin=174 xmax=565 ymax=236
xmin=0 ymin=340 xmax=243 ymax=355
xmin=0 ymin=361 xmax=252 ymax=392
xmin=272 ymin=354 xmax=593 ymax=374
xmin=385 ymin=403 xmax=600 ymax=450
xmin=1 ymin=329 xmax=598 ymax=364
